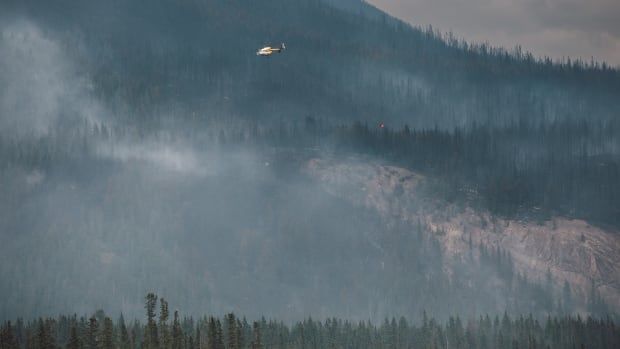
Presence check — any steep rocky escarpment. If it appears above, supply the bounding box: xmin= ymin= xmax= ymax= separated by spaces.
xmin=304 ymin=157 xmax=620 ymax=313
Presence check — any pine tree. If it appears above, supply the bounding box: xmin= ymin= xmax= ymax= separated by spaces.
xmin=67 ymin=324 xmax=80 ymax=349
xmin=86 ymin=317 xmax=98 ymax=349
xmin=25 ymin=327 xmax=36 ymax=349
xmin=214 ymin=320 xmax=223 ymax=349
xmin=250 ymin=322 xmax=261 ymax=349
xmin=119 ymin=315 xmax=130 ymax=349
xmin=172 ymin=311 xmax=182 ymax=349
xmin=1 ymin=321 xmax=19 ymax=349
xmin=159 ymin=299 xmax=170 ymax=349
xmin=101 ymin=318 xmax=114 ymax=349
xmin=234 ymin=320 xmax=243 ymax=349
xmin=145 ymin=293 xmax=159 ymax=349
xmin=194 ymin=326 xmax=201 ymax=349
xmin=131 ymin=320 xmax=140 ymax=349
xmin=206 ymin=318 xmax=217 ymax=349
xmin=38 ymin=319 xmax=56 ymax=349
xmin=225 ymin=314 xmax=237 ymax=349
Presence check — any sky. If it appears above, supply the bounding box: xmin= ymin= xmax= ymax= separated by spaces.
xmin=366 ymin=0 xmax=620 ymax=67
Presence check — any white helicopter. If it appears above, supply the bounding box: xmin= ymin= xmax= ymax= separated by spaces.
xmin=256 ymin=43 xmax=286 ymax=56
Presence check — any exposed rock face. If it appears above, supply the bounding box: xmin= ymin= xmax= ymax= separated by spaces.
xmin=304 ymin=157 xmax=620 ymax=313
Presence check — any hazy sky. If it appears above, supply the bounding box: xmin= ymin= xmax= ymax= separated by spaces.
xmin=367 ymin=0 xmax=620 ymax=67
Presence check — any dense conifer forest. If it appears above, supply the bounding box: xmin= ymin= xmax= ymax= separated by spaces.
xmin=1 ymin=0 xmax=619 ymax=331
xmin=2 ymin=0 xmax=618 ymax=228
xmin=3 ymin=116 xmax=619 ymax=228
xmin=1 ymin=294 xmax=619 ymax=349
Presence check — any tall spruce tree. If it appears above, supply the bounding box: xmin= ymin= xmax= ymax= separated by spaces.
xmin=37 ymin=319 xmax=56 ymax=349
xmin=100 ymin=318 xmax=114 ymax=349
xmin=251 ymin=322 xmax=262 ymax=349
xmin=225 ymin=314 xmax=237 ymax=349
xmin=206 ymin=318 xmax=216 ymax=349
xmin=118 ymin=315 xmax=130 ymax=349
xmin=214 ymin=321 xmax=223 ymax=349
xmin=66 ymin=324 xmax=80 ymax=349
xmin=235 ymin=320 xmax=243 ymax=349
xmin=0 ymin=321 xmax=19 ymax=349
xmin=159 ymin=299 xmax=170 ymax=349
xmin=172 ymin=311 xmax=182 ymax=349
xmin=86 ymin=317 xmax=98 ymax=349
xmin=145 ymin=293 xmax=159 ymax=349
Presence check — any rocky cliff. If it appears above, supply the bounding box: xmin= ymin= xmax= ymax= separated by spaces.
xmin=304 ymin=157 xmax=620 ymax=313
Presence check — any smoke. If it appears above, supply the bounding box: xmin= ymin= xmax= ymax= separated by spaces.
xmin=0 ymin=19 xmax=103 ymax=136
xmin=97 ymin=141 xmax=215 ymax=177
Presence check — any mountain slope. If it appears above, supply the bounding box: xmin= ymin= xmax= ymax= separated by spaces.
xmin=305 ymin=157 xmax=620 ymax=313
xmin=2 ymin=0 xmax=619 ymax=130
xmin=0 ymin=0 xmax=619 ymax=321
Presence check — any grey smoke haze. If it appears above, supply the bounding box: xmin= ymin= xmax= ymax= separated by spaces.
xmin=0 ymin=19 xmax=102 ymax=136
xmin=367 ymin=0 xmax=620 ymax=66
xmin=0 ymin=19 xmax=534 ymax=322
xmin=1 ymin=1 xmax=617 ymax=323
xmin=0 ymin=20 xmax=102 ymax=135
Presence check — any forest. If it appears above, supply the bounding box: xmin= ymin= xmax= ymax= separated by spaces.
xmin=1 ymin=294 xmax=619 ymax=349
xmin=0 ymin=0 xmax=619 ymax=331
xmin=3 ymin=115 xmax=619 ymax=228
xmin=2 ymin=0 xmax=619 ymax=130
xmin=0 ymin=119 xmax=614 ymax=320
xmin=2 ymin=0 xmax=618 ymax=228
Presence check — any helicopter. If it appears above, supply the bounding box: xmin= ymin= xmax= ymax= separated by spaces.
xmin=256 ymin=43 xmax=286 ymax=56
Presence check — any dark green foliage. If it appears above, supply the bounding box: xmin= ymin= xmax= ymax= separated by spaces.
xmin=224 ymin=314 xmax=237 ymax=349
xmin=234 ymin=320 xmax=243 ymax=349
xmin=0 ymin=0 xmax=619 ymax=328
xmin=14 ymin=311 xmax=612 ymax=349
xmin=100 ymin=318 xmax=114 ymax=349
xmin=171 ymin=312 xmax=182 ymax=349
xmin=37 ymin=319 xmax=56 ymax=349
xmin=145 ymin=294 xmax=159 ymax=349
xmin=0 ymin=321 xmax=19 ymax=349
xmin=66 ymin=323 xmax=79 ymax=349
xmin=237 ymin=119 xmax=620 ymax=228
xmin=214 ymin=320 xmax=223 ymax=349
xmin=86 ymin=318 xmax=97 ymax=349
xmin=206 ymin=317 xmax=223 ymax=349
xmin=251 ymin=322 xmax=262 ymax=349
xmin=4 ymin=0 xmax=618 ymax=130
xmin=1 ymin=121 xmax=613 ymax=319
xmin=118 ymin=316 xmax=130 ymax=349
xmin=159 ymin=299 xmax=170 ymax=349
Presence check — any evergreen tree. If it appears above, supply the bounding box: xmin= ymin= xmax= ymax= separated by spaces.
xmin=172 ymin=311 xmax=183 ymax=349
xmin=145 ymin=293 xmax=159 ymax=349
xmin=3 ymin=293 xmax=620 ymax=349
xmin=0 ymin=321 xmax=19 ymax=349
xmin=37 ymin=319 xmax=56 ymax=349
xmin=206 ymin=318 xmax=216 ymax=349
xmin=214 ymin=321 xmax=223 ymax=349
xmin=25 ymin=327 xmax=36 ymax=349
xmin=159 ymin=299 xmax=170 ymax=349
xmin=225 ymin=314 xmax=237 ymax=349
xmin=100 ymin=318 xmax=114 ymax=349
xmin=119 ymin=315 xmax=130 ymax=349
xmin=86 ymin=317 xmax=98 ymax=349
xmin=251 ymin=322 xmax=262 ymax=349
xmin=66 ymin=324 xmax=80 ymax=349
xmin=234 ymin=320 xmax=243 ymax=349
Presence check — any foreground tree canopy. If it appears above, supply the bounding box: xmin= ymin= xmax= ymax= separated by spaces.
xmin=1 ymin=294 xmax=619 ymax=349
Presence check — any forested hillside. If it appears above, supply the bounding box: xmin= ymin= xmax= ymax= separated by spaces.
xmin=2 ymin=0 xmax=619 ymax=129
xmin=0 ymin=0 xmax=619 ymax=324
